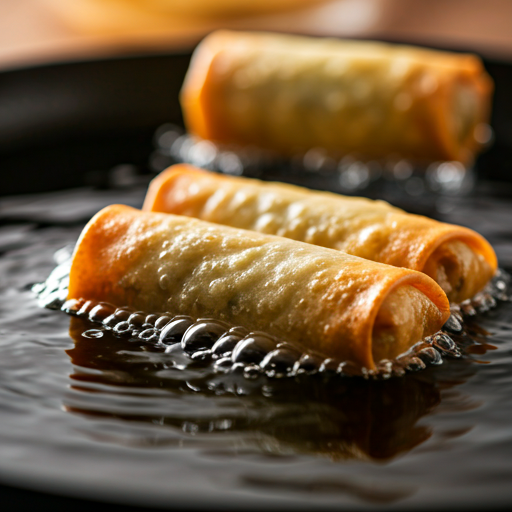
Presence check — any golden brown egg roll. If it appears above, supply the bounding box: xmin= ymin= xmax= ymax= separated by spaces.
xmin=143 ymin=165 xmax=497 ymax=302
xmin=181 ymin=30 xmax=493 ymax=164
xmin=68 ymin=205 xmax=449 ymax=369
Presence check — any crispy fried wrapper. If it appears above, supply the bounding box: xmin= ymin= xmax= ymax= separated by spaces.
xmin=68 ymin=205 xmax=449 ymax=369
xmin=143 ymin=165 xmax=497 ymax=302
xmin=181 ymin=30 xmax=493 ymax=164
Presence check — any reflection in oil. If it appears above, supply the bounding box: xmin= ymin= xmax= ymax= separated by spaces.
xmin=65 ymin=317 xmax=479 ymax=463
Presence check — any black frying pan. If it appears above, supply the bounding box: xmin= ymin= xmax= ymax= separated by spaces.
xmin=1 ymin=46 xmax=512 ymax=512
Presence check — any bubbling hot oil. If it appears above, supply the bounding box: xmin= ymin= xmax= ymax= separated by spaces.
xmin=65 ymin=314 xmax=445 ymax=462
xmin=34 ymin=248 xmax=511 ymax=380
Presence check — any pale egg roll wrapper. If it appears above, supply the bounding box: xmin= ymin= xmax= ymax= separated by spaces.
xmin=181 ymin=30 xmax=493 ymax=163
xmin=68 ymin=205 xmax=450 ymax=369
xmin=143 ymin=165 xmax=497 ymax=302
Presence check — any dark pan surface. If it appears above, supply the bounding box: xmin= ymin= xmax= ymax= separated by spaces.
xmin=1 ymin=51 xmax=512 ymax=511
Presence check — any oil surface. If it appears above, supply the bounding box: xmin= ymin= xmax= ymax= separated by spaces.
xmin=1 ymin=186 xmax=512 ymax=510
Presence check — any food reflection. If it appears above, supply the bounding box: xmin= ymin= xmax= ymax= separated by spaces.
xmin=65 ymin=317 xmax=478 ymax=461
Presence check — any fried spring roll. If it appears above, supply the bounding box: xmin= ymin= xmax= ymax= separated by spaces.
xmin=143 ymin=165 xmax=497 ymax=302
xmin=181 ymin=30 xmax=493 ymax=163
xmin=68 ymin=205 xmax=449 ymax=369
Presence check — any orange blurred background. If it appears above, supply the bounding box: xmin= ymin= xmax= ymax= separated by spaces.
xmin=1 ymin=0 xmax=512 ymax=70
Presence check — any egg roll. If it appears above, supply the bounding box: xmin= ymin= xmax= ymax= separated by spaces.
xmin=143 ymin=165 xmax=497 ymax=302
xmin=181 ymin=30 xmax=493 ymax=164
xmin=68 ymin=205 xmax=449 ymax=369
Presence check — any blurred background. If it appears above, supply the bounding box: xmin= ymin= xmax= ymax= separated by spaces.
xmin=1 ymin=0 xmax=512 ymax=197
xmin=2 ymin=0 xmax=512 ymax=68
